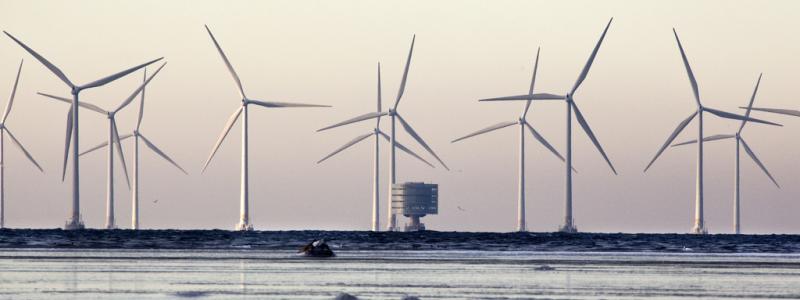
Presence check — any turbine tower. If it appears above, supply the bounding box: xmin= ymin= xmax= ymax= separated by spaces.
xmin=317 ymin=35 xmax=449 ymax=231
xmin=316 ymin=63 xmax=434 ymax=231
xmin=4 ymin=31 xmax=162 ymax=230
xmin=1 ymin=59 xmax=44 ymax=228
xmin=39 ymin=62 xmax=167 ymax=229
xmin=644 ymin=29 xmax=780 ymax=234
xmin=452 ymin=49 xmax=569 ymax=232
xmin=672 ymin=74 xmax=780 ymax=234
xmin=480 ymin=18 xmax=617 ymax=233
xmin=201 ymin=25 xmax=330 ymax=231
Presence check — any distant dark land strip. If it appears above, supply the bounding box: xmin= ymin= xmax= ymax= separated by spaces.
xmin=1 ymin=229 xmax=799 ymax=253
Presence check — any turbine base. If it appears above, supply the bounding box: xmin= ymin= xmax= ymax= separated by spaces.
xmin=558 ymin=224 xmax=578 ymax=233
xmin=235 ymin=222 xmax=254 ymax=231
xmin=64 ymin=218 xmax=85 ymax=230
xmin=691 ymin=224 xmax=707 ymax=234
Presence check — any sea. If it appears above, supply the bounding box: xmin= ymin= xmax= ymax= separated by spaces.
xmin=1 ymin=229 xmax=799 ymax=299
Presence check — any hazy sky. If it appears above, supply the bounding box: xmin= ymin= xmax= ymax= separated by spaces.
xmin=1 ymin=0 xmax=798 ymax=233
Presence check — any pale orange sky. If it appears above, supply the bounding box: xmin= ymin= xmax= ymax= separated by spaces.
xmin=0 ymin=0 xmax=798 ymax=233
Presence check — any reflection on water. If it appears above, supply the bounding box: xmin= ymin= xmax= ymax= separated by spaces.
xmin=1 ymin=249 xmax=800 ymax=299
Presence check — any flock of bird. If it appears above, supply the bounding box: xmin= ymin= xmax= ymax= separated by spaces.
xmin=0 ymin=18 xmax=797 ymax=234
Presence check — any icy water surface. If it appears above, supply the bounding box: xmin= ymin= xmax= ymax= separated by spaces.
xmin=1 ymin=249 xmax=800 ymax=299
xmin=1 ymin=230 xmax=800 ymax=299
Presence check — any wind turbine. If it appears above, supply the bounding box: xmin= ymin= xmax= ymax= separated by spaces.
xmin=671 ymin=74 xmax=780 ymax=234
xmin=1 ymin=59 xmax=44 ymax=228
xmin=452 ymin=49 xmax=568 ymax=232
xmin=317 ymin=35 xmax=449 ymax=231
xmin=38 ymin=62 xmax=168 ymax=229
xmin=479 ymin=18 xmax=617 ymax=233
xmin=4 ymin=31 xmax=162 ymax=230
xmin=68 ymin=67 xmax=189 ymax=229
xmin=201 ymin=25 xmax=331 ymax=231
xmin=643 ymin=29 xmax=780 ymax=234
xmin=316 ymin=63 xmax=434 ymax=231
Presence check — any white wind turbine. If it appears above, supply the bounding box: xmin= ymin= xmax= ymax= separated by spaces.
xmin=316 ymin=62 xmax=434 ymax=231
xmin=671 ymin=74 xmax=780 ymax=234
xmin=39 ymin=62 xmax=168 ymax=229
xmin=73 ymin=67 xmax=188 ymax=229
xmin=1 ymin=59 xmax=44 ymax=228
xmin=452 ymin=49 xmax=569 ymax=232
xmin=479 ymin=19 xmax=617 ymax=233
xmin=644 ymin=29 xmax=781 ymax=234
xmin=4 ymin=31 xmax=162 ymax=230
xmin=317 ymin=35 xmax=449 ymax=231
xmin=201 ymin=25 xmax=331 ymax=231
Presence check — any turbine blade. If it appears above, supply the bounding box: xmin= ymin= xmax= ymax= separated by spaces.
xmin=139 ymin=133 xmax=188 ymax=175
xmin=479 ymin=93 xmax=565 ymax=102
xmin=393 ymin=35 xmax=415 ymax=110
xmin=741 ymin=107 xmax=800 ymax=117
xmin=396 ymin=113 xmax=449 ymax=170
xmin=201 ymin=106 xmax=243 ymax=172
xmin=114 ymin=62 xmax=167 ymax=113
xmin=738 ymin=73 xmax=762 ymax=134
xmin=205 ymin=25 xmax=246 ymax=99
xmin=524 ymin=121 xmax=564 ymax=162
xmin=3 ymin=31 xmax=74 ymax=88
xmin=316 ymin=132 xmax=373 ymax=164
xmin=38 ymin=92 xmax=107 ymax=114
xmin=671 ymin=134 xmax=735 ymax=147
xmin=137 ymin=68 xmax=146 ymax=131
xmin=80 ymin=57 xmax=163 ymax=90
xmin=317 ymin=111 xmax=388 ymax=132
xmin=247 ymin=99 xmax=331 ymax=108
xmin=571 ymin=102 xmax=616 ymax=174
xmin=61 ymin=107 xmax=73 ymax=181
xmin=3 ymin=127 xmax=43 ymax=172
xmin=79 ymin=134 xmax=133 ymax=156
xmin=673 ymin=28 xmax=701 ymax=106
xmin=523 ymin=48 xmax=540 ymax=119
xmin=644 ymin=111 xmax=697 ymax=172
xmin=377 ymin=130 xmax=434 ymax=168
xmin=112 ymin=120 xmax=131 ymax=189
xmin=740 ymin=137 xmax=780 ymax=188
xmin=2 ymin=59 xmax=23 ymax=123
xmin=451 ymin=121 xmax=516 ymax=143
xmin=704 ymin=107 xmax=781 ymax=126
xmin=571 ymin=18 xmax=613 ymax=95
